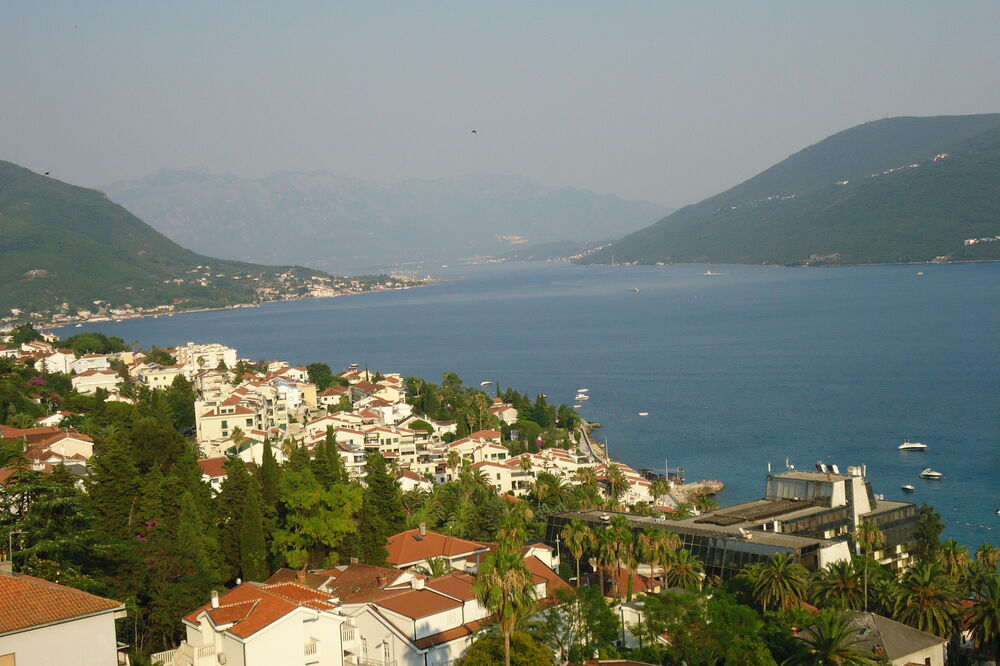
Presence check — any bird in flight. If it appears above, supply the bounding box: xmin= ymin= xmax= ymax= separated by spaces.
xmin=471 ymin=130 xmax=477 ymax=134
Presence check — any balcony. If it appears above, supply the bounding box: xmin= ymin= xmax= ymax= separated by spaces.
xmin=149 ymin=642 xmax=218 ymax=666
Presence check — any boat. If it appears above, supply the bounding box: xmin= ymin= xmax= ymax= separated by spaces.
xmin=75 ymin=323 xmax=83 ymax=328
xmin=638 ymin=412 xmax=649 ymax=417
xmin=572 ymin=404 xmax=582 ymax=409
xmin=574 ymin=394 xmax=590 ymax=401
xmin=480 ymin=381 xmax=492 ymax=386
xmin=704 ymin=270 xmax=718 ymax=276
xmin=898 ymin=440 xmax=928 ymax=451
xmin=633 ymin=288 xmax=640 ymax=293
xmin=901 ymin=484 xmax=915 ymax=492
xmin=919 ymin=468 xmax=943 ymax=479
xmin=577 ymin=388 xmax=590 ymax=393
xmin=916 ymin=271 xmax=924 ymax=276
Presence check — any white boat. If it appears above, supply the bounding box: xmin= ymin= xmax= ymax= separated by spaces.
xmin=638 ymin=412 xmax=649 ymax=417
xmin=919 ymin=468 xmax=943 ymax=479
xmin=901 ymin=484 xmax=915 ymax=492
xmin=898 ymin=440 xmax=928 ymax=451
xmin=572 ymin=404 xmax=582 ymax=409
xmin=577 ymin=388 xmax=590 ymax=393
xmin=704 ymin=270 xmax=718 ymax=276
xmin=574 ymin=394 xmax=590 ymax=401
xmin=633 ymin=288 xmax=640 ymax=293
xmin=75 ymin=323 xmax=83 ymax=328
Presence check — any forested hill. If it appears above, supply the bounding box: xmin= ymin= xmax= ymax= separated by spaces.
xmin=579 ymin=114 xmax=1000 ymax=266
xmin=0 ymin=161 xmax=325 ymax=315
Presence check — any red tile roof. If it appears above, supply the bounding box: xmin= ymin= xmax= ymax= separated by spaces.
xmin=413 ymin=618 xmax=487 ymax=649
xmin=424 ymin=572 xmax=477 ymax=601
xmin=197 ymin=457 xmax=229 ymax=478
xmin=375 ymin=588 xmax=462 ymax=619
xmin=0 ymin=573 xmax=123 ymax=634
xmin=386 ymin=529 xmax=489 ymax=567
xmin=183 ymin=582 xmax=337 ymax=638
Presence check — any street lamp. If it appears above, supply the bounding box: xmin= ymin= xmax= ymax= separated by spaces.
xmin=7 ymin=530 xmax=27 ymax=572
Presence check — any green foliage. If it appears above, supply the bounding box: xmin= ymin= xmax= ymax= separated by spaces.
xmin=408 ymin=418 xmax=434 ymax=434
xmin=9 ymin=324 xmax=42 ymax=344
xmin=913 ymin=503 xmax=946 ymax=565
xmin=273 ymin=464 xmax=361 ymax=568
xmin=457 ymin=630 xmax=553 ymax=666
xmin=64 ymin=332 xmax=128 ymax=356
xmin=239 ymin=483 xmax=269 ymax=582
xmin=351 ymin=451 xmax=405 ymax=564
xmin=581 ymin=114 xmax=1000 ymax=266
xmin=306 ymin=363 xmax=336 ymax=390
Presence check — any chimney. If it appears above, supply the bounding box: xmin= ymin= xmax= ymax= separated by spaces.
xmin=210 ymin=590 xmax=219 ymax=608
xmin=419 ymin=522 xmax=426 ymax=537
xmin=413 ymin=577 xmax=425 ymax=590
xmin=924 ymin=660 xmax=931 ymax=666
xmin=350 ymin=557 xmax=359 ymax=564
xmin=0 ymin=560 xmax=11 ymax=576
xmin=296 ymin=570 xmax=307 ymax=583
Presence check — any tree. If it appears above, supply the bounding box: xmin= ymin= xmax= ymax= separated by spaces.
xmin=217 ymin=457 xmax=254 ymax=582
xmin=854 ymin=521 xmax=885 ymax=612
xmin=306 ymin=362 xmax=337 ymax=390
xmin=561 ymin=519 xmax=593 ymax=587
xmin=146 ymin=347 xmax=175 ymax=366
xmin=748 ymin=552 xmax=809 ymax=613
xmin=353 ymin=451 xmax=405 ymax=564
xmin=938 ymin=538 xmax=970 ymax=582
xmin=912 ymin=503 xmax=944 ymax=565
xmin=792 ymin=610 xmax=878 ymax=666
xmin=415 ymin=557 xmax=451 ymax=578
xmin=458 ymin=630 xmax=553 ymax=666
xmin=890 ymin=562 xmax=960 ymax=639
xmin=649 ymin=478 xmax=671 ymax=506
xmin=604 ymin=464 xmax=629 ymax=505
xmin=639 ymin=526 xmax=680 ymax=586
xmin=239 ymin=483 xmax=268 ymax=582
xmin=473 ymin=548 xmax=537 ymax=666
xmin=976 ymin=543 xmax=1000 ymax=570
xmin=273 ymin=465 xmax=361 ymax=568
xmin=812 ymin=560 xmax=864 ymax=611
xmin=665 ymin=548 xmax=704 ymax=592
xmin=964 ymin=573 xmax=1000 ymax=662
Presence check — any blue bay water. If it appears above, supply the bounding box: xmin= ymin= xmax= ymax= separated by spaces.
xmin=59 ymin=262 xmax=1000 ymax=548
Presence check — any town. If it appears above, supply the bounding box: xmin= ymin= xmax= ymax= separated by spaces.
xmin=0 ymin=326 xmax=996 ymax=666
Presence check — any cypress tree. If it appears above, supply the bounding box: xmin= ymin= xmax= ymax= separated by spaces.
xmin=239 ymin=483 xmax=269 ymax=582
xmin=259 ymin=438 xmax=281 ymax=509
xmin=354 ymin=451 xmax=405 ymax=564
xmin=218 ymin=458 xmax=252 ymax=582
xmin=86 ymin=437 xmax=142 ymax=540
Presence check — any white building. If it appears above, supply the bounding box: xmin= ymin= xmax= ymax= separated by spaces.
xmin=71 ymin=369 xmax=123 ymax=395
xmin=0 ymin=568 xmax=127 ymax=666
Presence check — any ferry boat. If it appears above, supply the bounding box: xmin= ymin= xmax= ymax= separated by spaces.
xmin=901 ymin=484 xmax=915 ymax=492
xmin=898 ymin=440 xmax=928 ymax=451
xmin=919 ymin=468 xmax=943 ymax=479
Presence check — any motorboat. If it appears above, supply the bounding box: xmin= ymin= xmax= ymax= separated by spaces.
xmin=898 ymin=440 xmax=928 ymax=451
xmin=574 ymin=394 xmax=590 ymax=401
xmin=638 ymin=412 xmax=649 ymax=417
xmin=704 ymin=270 xmax=718 ymax=276
xmin=919 ymin=468 xmax=943 ymax=479
xmin=577 ymin=388 xmax=590 ymax=393
xmin=901 ymin=484 xmax=915 ymax=492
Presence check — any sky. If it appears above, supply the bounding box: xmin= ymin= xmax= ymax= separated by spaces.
xmin=3 ymin=1 xmax=1000 ymax=208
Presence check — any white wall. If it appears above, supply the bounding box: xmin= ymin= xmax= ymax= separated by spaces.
xmin=0 ymin=611 xmax=120 ymax=666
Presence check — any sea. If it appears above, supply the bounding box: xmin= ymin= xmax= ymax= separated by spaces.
xmin=56 ymin=261 xmax=1000 ymax=548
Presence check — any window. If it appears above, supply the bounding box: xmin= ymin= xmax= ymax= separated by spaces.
xmin=221 ymin=420 xmax=228 ymax=429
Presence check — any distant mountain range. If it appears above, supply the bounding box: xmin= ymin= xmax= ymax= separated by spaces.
xmin=579 ymin=113 xmax=1000 ymax=266
xmin=0 ymin=161 xmax=328 ymax=316
xmin=103 ymin=172 xmax=670 ymax=272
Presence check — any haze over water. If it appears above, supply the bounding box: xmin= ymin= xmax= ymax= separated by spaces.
xmin=62 ymin=262 xmax=1000 ymax=547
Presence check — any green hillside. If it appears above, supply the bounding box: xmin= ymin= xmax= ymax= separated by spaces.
xmin=579 ymin=114 xmax=1000 ymax=266
xmin=0 ymin=161 xmax=324 ymax=315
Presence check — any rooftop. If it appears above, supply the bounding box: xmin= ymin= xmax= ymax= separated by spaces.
xmin=0 ymin=572 xmax=124 ymax=635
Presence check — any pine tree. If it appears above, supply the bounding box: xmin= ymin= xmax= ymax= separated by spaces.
xmin=239 ymin=483 xmax=269 ymax=582
xmin=313 ymin=427 xmax=348 ymax=486
xmin=218 ymin=458 xmax=253 ymax=582
xmin=354 ymin=451 xmax=405 ymax=564
xmin=259 ymin=438 xmax=281 ymax=509
xmin=86 ymin=437 xmax=143 ymax=540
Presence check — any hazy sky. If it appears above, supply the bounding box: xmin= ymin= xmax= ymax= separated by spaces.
xmin=4 ymin=1 xmax=1000 ymax=207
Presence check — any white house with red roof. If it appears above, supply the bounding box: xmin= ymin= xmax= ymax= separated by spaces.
xmin=154 ymin=582 xmax=353 ymax=666
xmin=33 ymin=349 xmax=75 ymax=374
xmin=196 ymin=457 xmax=229 ymax=493
xmin=386 ymin=525 xmax=491 ymax=574
xmin=0 ymin=568 xmax=127 ymax=666
xmin=71 ymin=353 xmax=111 ymax=374
xmin=71 ymin=369 xmax=123 ymax=395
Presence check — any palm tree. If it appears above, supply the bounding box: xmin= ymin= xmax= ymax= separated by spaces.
xmin=976 ymin=543 xmax=1000 ymax=570
xmin=938 ymin=539 xmax=970 ymax=582
xmin=446 ymin=449 xmax=461 ymax=478
xmin=604 ymin=516 xmax=633 ymax=597
xmin=638 ymin=526 xmax=680 ymax=588
xmin=794 ymin=609 xmax=878 ymax=666
xmin=964 ymin=573 xmax=1000 ymax=662
xmin=561 ymin=519 xmax=593 ymax=587
xmin=533 ymin=472 xmax=567 ymax=510
xmin=473 ymin=549 xmax=537 ymax=666
xmin=665 ymin=548 xmax=704 ymax=591
xmin=812 ymin=560 xmax=864 ymax=611
xmin=604 ymin=464 xmax=630 ymax=506
xmin=890 ymin=562 xmax=960 ymax=639
xmin=694 ymin=493 xmax=718 ymax=514
xmin=415 ymin=556 xmax=451 ymax=577
xmin=748 ymin=552 xmax=809 ymax=613
xmin=854 ymin=521 xmax=885 ymax=612
xmin=649 ymin=478 xmax=671 ymax=506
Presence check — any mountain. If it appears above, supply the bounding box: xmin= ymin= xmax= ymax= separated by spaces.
xmin=0 ymin=161 xmax=326 ymax=316
xmin=103 ymin=172 xmax=670 ymax=272
xmin=496 ymin=239 xmax=610 ymax=262
xmin=579 ymin=114 xmax=1000 ymax=266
